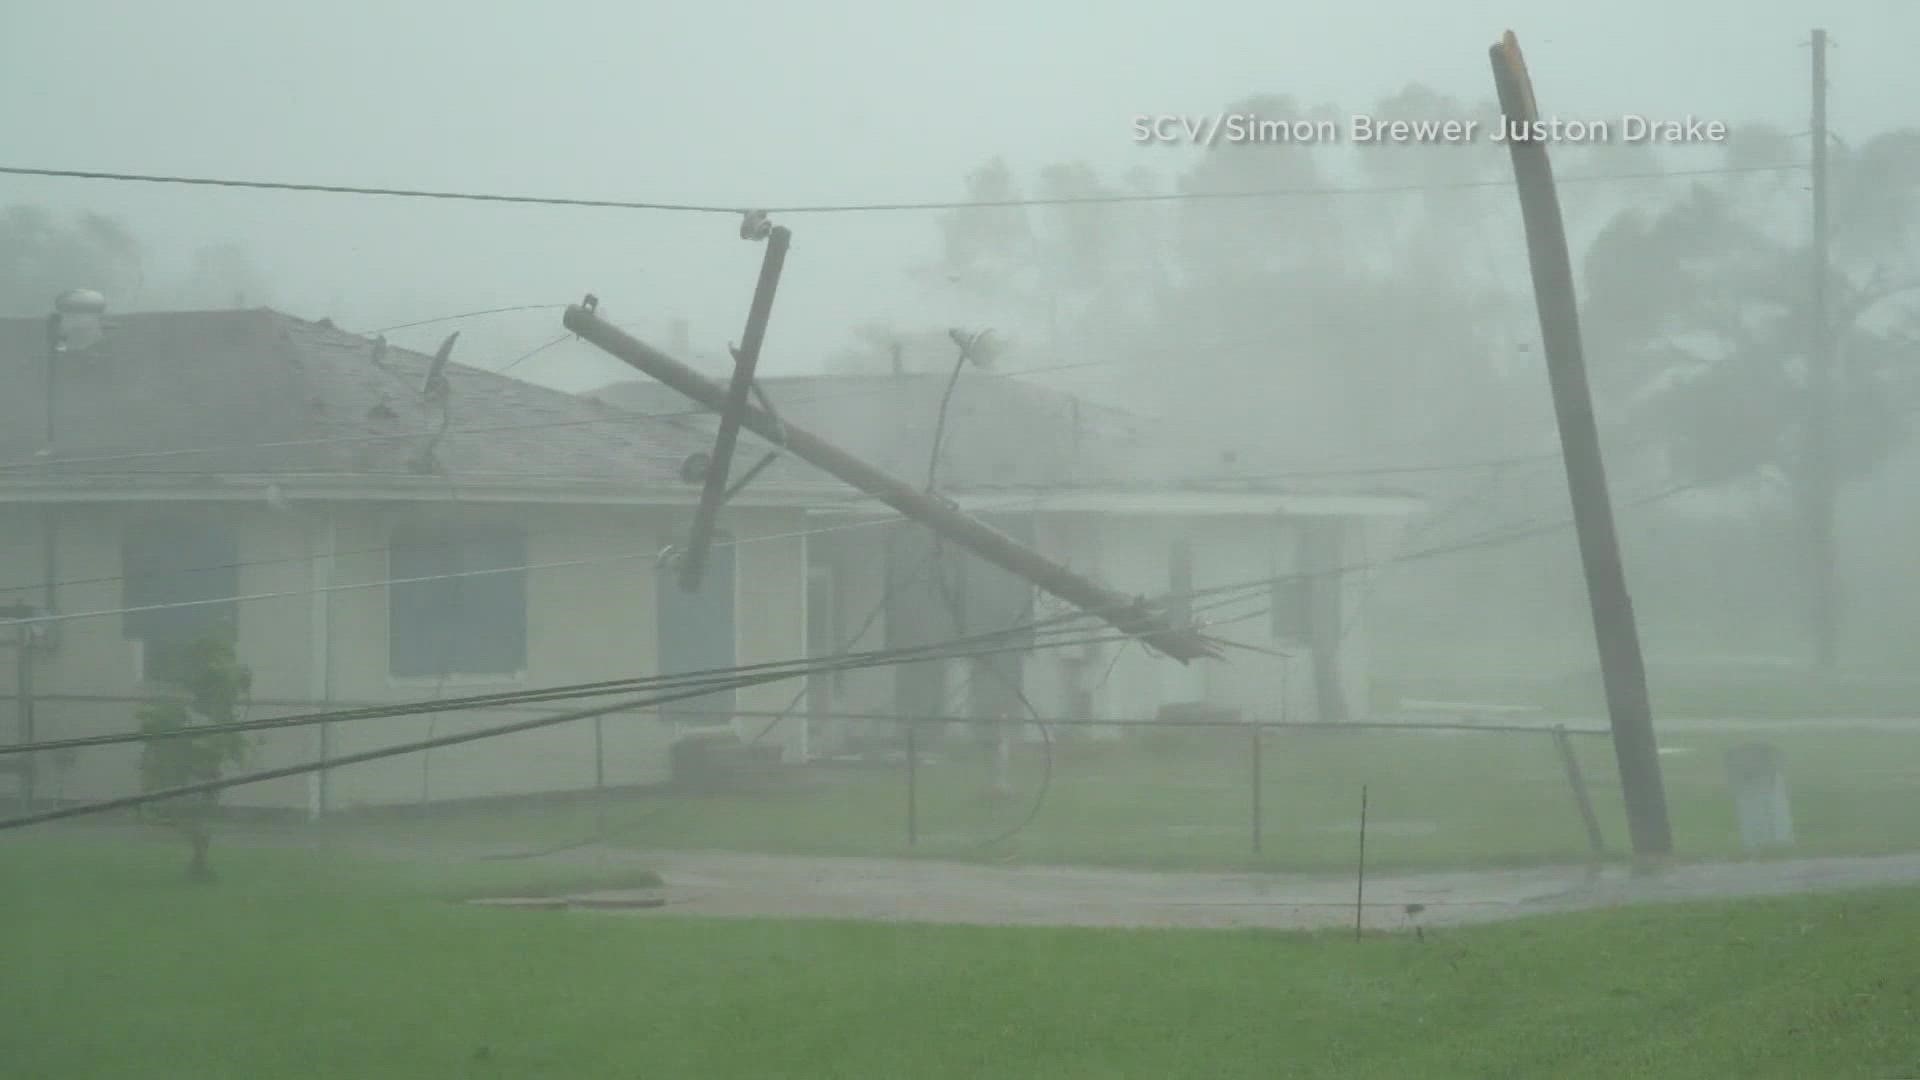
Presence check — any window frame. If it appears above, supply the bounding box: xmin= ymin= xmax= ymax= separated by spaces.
xmin=121 ymin=513 xmax=241 ymax=687
xmin=384 ymin=517 xmax=530 ymax=687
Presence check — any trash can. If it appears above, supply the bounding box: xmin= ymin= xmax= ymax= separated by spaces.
xmin=1724 ymin=742 xmax=1793 ymax=852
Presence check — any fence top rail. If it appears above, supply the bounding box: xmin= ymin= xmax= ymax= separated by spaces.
xmin=23 ymin=692 xmax=1612 ymax=738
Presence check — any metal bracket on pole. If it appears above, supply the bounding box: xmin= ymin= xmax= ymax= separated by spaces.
xmin=678 ymin=213 xmax=792 ymax=593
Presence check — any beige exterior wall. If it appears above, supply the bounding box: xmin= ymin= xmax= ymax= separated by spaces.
xmin=1052 ymin=512 xmax=1328 ymax=727
xmin=795 ymin=510 xmax=1385 ymax=738
xmin=0 ymin=498 xmax=810 ymax=814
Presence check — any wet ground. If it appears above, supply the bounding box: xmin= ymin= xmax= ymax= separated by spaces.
xmin=379 ymin=839 xmax=1920 ymax=932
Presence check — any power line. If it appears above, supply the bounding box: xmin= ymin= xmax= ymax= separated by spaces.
xmin=0 ymin=500 xmax=1049 ymax=631
xmin=0 ymin=315 xmax=1548 ymax=481
xmin=0 ymin=466 xmax=1762 ymax=833
xmin=2 ymin=609 xmax=1117 ymax=759
xmin=9 ymin=486 xmax=1650 ymax=764
xmin=1183 ymin=480 xmax=1709 ymax=627
xmin=366 ymin=305 xmax=567 ymax=336
xmin=0 ymin=162 xmax=1809 ymax=216
xmin=0 ymin=389 xmax=1550 ymax=604
xmin=0 ymin=470 xmax=1701 ymax=641
xmin=0 ymin=620 xmax=1139 ymax=832
xmin=1212 ymin=449 xmax=1564 ymax=481
xmin=497 ymin=332 xmax=574 ymax=374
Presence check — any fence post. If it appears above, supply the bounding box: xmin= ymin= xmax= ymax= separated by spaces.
xmin=593 ymin=715 xmax=606 ymax=792
xmin=905 ymin=719 xmax=918 ymax=847
xmin=1250 ymin=717 xmax=1262 ymax=854
xmin=1553 ymin=725 xmax=1606 ymax=860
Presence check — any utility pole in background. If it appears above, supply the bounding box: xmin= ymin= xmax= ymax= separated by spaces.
xmin=1807 ymin=27 xmax=1838 ymax=670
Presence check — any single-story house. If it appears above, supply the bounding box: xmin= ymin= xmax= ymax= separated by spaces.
xmin=1 ymin=297 xmax=1416 ymax=820
xmin=0 ymin=296 xmax=838 ymax=815
xmin=588 ymin=372 xmax=1422 ymax=752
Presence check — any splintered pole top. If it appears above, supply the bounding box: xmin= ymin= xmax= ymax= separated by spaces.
xmin=1491 ymin=31 xmax=1541 ymax=123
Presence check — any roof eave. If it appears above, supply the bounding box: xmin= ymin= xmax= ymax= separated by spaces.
xmin=0 ymin=472 xmax=850 ymax=508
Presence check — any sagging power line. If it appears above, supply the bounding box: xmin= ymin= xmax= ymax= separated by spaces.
xmin=0 ymin=619 xmax=1152 ymax=833
xmin=0 ymin=161 xmax=1807 ymax=215
xmin=0 ymin=608 xmax=1126 ymax=759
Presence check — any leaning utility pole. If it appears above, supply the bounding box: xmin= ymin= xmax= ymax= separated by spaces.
xmin=1488 ymin=32 xmax=1673 ymax=857
xmin=679 ymin=217 xmax=791 ymax=593
xmin=1807 ymin=27 xmax=1838 ymax=670
xmin=563 ymin=300 xmax=1218 ymax=662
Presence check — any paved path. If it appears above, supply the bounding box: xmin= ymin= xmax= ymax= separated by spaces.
xmin=462 ymin=845 xmax=1920 ymax=932
xmin=201 ymin=824 xmax=1920 ymax=932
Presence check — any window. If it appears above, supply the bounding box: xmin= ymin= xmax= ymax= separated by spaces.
xmin=388 ymin=520 xmax=527 ymax=678
xmin=657 ymin=531 xmax=735 ymax=724
xmin=123 ymin=516 xmax=239 ymax=685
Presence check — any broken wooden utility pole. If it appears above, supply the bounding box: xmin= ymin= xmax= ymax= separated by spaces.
xmin=1489 ymin=31 xmax=1673 ymax=858
xmin=678 ymin=212 xmax=792 ymax=592
xmin=563 ymin=301 xmax=1219 ymax=662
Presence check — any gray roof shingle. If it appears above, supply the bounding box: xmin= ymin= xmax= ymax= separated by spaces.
xmin=0 ymin=308 xmax=716 ymax=485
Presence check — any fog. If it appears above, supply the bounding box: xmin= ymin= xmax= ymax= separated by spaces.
xmin=6 ymin=4 xmax=1920 ymax=1073
xmin=3 ymin=0 xmax=1916 ymax=757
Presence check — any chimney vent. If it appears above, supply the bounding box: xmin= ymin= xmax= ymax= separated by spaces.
xmin=50 ymin=288 xmax=108 ymax=355
xmin=54 ymin=288 xmax=106 ymax=316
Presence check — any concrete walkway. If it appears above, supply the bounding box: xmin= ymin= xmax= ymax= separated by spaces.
xmin=197 ymin=823 xmax=1920 ymax=932
xmin=542 ymin=847 xmax=1920 ymax=932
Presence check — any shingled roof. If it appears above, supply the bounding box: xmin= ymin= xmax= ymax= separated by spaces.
xmin=0 ymin=308 xmax=716 ymax=487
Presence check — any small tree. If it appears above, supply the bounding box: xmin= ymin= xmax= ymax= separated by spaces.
xmin=136 ymin=635 xmax=252 ymax=883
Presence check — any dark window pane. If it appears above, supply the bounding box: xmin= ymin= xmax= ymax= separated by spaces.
xmin=122 ymin=517 xmax=239 ymax=684
xmin=389 ymin=521 xmax=527 ymax=677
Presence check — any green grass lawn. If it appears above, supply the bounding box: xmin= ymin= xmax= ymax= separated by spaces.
xmin=3 ymin=838 xmax=1917 ymax=1079
xmin=327 ymin=724 xmax=1920 ymax=875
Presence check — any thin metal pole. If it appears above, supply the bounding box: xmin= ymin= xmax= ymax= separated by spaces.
xmin=1354 ymin=784 xmax=1368 ymax=941
xmin=1250 ymin=715 xmax=1262 ymax=854
xmin=593 ymin=714 xmax=608 ymax=846
xmin=593 ymin=715 xmax=606 ymax=792
xmin=1488 ymin=32 xmax=1672 ymax=857
xmin=18 ymin=621 xmax=35 ymax=813
xmin=1553 ymin=724 xmax=1606 ymax=859
xmin=906 ymin=719 xmax=919 ymax=846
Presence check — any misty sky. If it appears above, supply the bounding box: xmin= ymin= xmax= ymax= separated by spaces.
xmin=3 ymin=0 xmax=1912 ymax=396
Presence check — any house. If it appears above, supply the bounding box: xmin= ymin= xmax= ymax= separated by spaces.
xmin=0 ymin=295 xmax=1416 ymax=821
xmin=588 ymin=372 xmax=1422 ymax=752
xmin=0 ymin=295 xmax=833 ymax=815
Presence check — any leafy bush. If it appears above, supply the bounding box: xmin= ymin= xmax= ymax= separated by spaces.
xmin=136 ymin=635 xmax=253 ymax=882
